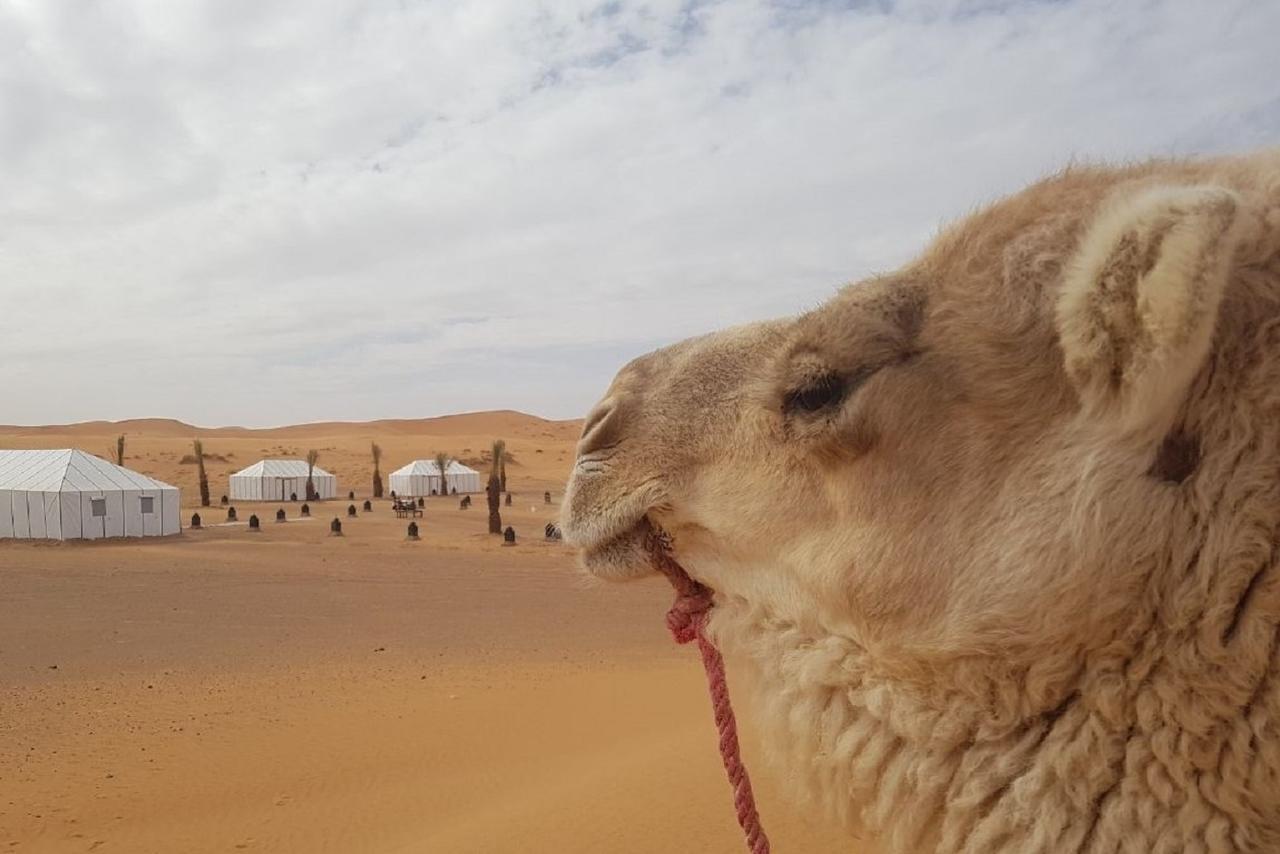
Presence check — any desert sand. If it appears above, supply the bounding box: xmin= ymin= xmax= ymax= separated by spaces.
xmin=0 ymin=414 xmax=848 ymax=853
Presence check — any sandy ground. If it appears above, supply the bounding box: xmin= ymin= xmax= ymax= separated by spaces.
xmin=0 ymin=415 xmax=850 ymax=853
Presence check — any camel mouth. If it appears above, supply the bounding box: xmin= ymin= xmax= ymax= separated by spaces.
xmin=561 ymin=464 xmax=668 ymax=580
xmin=561 ymin=494 xmax=660 ymax=581
xmin=574 ymin=520 xmax=656 ymax=581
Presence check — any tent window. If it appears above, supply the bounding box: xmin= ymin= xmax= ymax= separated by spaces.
xmin=91 ymin=498 xmax=106 ymax=517
xmin=140 ymin=496 xmax=155 ymax=515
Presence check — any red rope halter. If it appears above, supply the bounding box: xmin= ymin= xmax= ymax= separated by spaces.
xmin=645 ymin=526 xmax=771 ymax=854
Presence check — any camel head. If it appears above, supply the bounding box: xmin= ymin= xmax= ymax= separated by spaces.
xmin=563 ymin=151 xmax=1280 ymax=850
xmin=564 ymin=167 xmax=1250 ymax=659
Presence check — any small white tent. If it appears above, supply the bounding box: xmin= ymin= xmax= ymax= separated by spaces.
xmin=388 ymin=460 xmax=482 ymax=496
xmin=0 ymin=449 xmax=180 ymax=540
xmin=229 ymin=460 xmax=337 ymax=501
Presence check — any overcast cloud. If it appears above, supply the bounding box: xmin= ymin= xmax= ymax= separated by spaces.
xmin=1 ymin=0 xmax=1277 ymax=426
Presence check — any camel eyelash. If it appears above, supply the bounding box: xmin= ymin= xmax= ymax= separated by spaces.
xmin=783 ymin=363 xmax=886 ymax=415
xmin=784 ymin=373 xmax=848 ymax=413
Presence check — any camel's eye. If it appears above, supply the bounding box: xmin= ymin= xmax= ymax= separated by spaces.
xmin=784 ymin=372 xmax=848 ymax=414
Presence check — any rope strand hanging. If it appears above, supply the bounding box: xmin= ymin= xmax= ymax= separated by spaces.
xmin=644 ymin=524 xmax=771 ymax=854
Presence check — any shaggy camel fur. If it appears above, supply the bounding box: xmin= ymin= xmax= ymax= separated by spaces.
xmin=562 ymin=149 xmax=1280 ymax=853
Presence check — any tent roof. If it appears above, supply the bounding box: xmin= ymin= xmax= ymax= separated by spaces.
xmin=231 ymin=459 xmax=334 ymax=479
xmin=0 ymin=449 xmax=177 ymax=492
xmin=390 ymin=460 xmax=479 ymax=477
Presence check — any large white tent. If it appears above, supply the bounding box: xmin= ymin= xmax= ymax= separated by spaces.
xmin=0 ymin=450 xmax=180 ymax=540
xmin=388 ymin=460 xmax=482 ymax=497
xmin=229 ymin=460 xmax=337 ymax=501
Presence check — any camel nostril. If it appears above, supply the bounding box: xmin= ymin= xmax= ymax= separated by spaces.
xmin=578 ymin=399 xmax=622 ymax=458
xmin=581 ymin=398 xmax=614 ymax=437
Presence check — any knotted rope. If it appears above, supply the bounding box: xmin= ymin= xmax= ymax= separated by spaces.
xmin=644 ymin=524 xmax=771 ymax=854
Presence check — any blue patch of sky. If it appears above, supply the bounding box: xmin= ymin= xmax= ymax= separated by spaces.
xmin=532 ymin=66 xmax=563 ymax=92
xmin=662 ymin=0 xmax=713 ymax=57
xmin=531 ymin=26 xmax=649 ymax=95
xmin=585 ymin=1 xmax=625 ymax=22
xmin=581 ymin=30 xmax=649 ymax=68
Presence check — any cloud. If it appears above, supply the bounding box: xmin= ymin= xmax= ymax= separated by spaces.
xmin=0 ymin=0 xmax=1276 ymax=426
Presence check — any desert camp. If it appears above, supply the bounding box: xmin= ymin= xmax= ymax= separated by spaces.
xmin=0 ymin=449 xmax=181 ymax=540
xmin=229 ymin=458 xmax=339 ymax=501
xmin=388 ymin=459 xmax=482 ymax=496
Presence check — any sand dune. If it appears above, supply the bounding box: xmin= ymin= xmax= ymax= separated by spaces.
xmin=0 ymin=419 xmax=851 ymax=854
xmin=0 ymin=410 xmax=582 ymax=442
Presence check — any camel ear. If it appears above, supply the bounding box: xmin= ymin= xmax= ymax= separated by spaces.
xmin=1056 ymin=185 xmax=1241 ymax=431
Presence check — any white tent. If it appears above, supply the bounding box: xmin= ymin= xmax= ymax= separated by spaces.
xmin=229 ymin=460 xmax=337 ymax=501
xmin=0 ymin=449 xmax=180 ymax=540
xmin=388 ymin=460 xmax=482 ymax=496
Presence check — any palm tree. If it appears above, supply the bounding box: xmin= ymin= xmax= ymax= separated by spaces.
xmin=114 ymin=434 xmax=125 ymax=466
xmin=371 ymin=442 xmax=384 ymax=498
xmin=193 ymin=438 xmax=210 ymax=507
xmin=305 ymin=449 xmax=319 ymax=501
xmin=487 ymin=440 xmax=503 ymax=534
xmin=434 ymin=451 xmax=449 ymax=497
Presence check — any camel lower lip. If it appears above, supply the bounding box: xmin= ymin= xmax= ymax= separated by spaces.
xmin=580 ymin=528 xmax=638 ymax=560
xmin=575 ymin=523 xmax=654 ymax=580
xmin=561 ymin=507 xmax=646 ymax=555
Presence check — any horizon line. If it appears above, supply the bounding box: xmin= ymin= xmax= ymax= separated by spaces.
xmin=0 ymin=408 xmax=584 ymax=433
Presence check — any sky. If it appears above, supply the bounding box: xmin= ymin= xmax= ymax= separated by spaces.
xmin=1 ymin=0 xmax=1277 ymax=427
